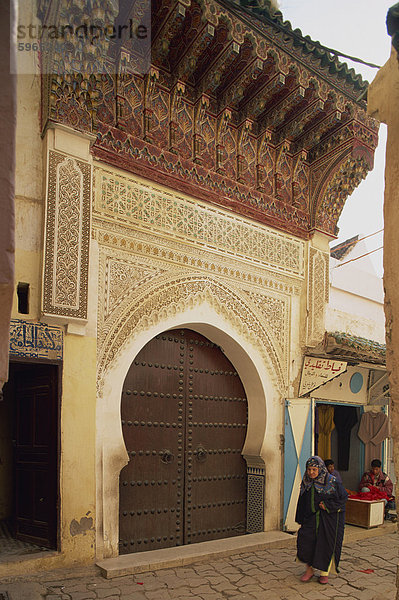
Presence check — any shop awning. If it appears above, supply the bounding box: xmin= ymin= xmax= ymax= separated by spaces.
xmin=311 ymin=331 xmax=386 ymax=366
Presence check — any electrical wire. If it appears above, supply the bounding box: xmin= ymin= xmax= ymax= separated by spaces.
xmin=333 ymin=246 xmax=383 ymax=268
xmin=330 ymin=229 xmax=384 ymax=254
xmin=226 ymin=0 xmax=383 ymax=73
xmin=283 ymin=31 xmax=382 ymax=70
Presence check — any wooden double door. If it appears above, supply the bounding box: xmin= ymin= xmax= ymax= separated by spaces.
xmin=119 ymin=329 xmax=248 ymax=554
xmin=2 ymin=363 xmax=58 ymax=549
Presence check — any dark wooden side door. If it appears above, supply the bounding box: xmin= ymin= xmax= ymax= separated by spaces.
xmin=119 ymin=329 xmax=247 ymax=554
xmin=12 ymin=363 xmax=58 ymax=549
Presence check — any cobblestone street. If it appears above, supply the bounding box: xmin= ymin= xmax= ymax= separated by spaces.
xmin=0 ymin=531 xmax=397 ymax=600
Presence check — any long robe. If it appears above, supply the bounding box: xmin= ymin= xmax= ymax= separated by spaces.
xmin=317 ymin=405 xmax=335 ymax=461
xmin=357 ymin=411 xmax=389 ymax=468
xmin=333 ymin=405 xmax=358 ymax=471
xmin=295 ymin=479 xmax=348 ymax=573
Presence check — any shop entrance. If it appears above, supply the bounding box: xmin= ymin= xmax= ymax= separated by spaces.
xmin=0 ymin=362 xmax=59 ymax=556
xmin=315 ymin=402 xmax=362 ymax=490
xmin=119 ymin=328 xmax=248 ymax=554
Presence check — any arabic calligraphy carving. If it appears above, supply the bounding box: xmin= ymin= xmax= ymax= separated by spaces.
xmin=9 ymin=319 xmax=63 ymax=360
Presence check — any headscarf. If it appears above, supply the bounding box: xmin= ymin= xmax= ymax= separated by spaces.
xmin=300 ymin=456 xmax=336 ymax=496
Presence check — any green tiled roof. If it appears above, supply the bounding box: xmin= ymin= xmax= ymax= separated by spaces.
xmin=228 ymin=0 xmax=368 ymax=96
xmin=322 ymin=331 xmax=386 ymax=365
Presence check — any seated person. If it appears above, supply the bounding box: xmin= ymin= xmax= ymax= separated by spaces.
xmin=324 ymin=459 xmax=342 ymax=484
xmin=359 ymin=458 xmax=395 ymax=520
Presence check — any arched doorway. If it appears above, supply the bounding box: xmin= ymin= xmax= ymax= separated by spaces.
xmin=119 ymin=328 xmax=248 ymax=554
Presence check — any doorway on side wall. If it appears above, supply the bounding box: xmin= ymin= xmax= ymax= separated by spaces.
xmin=119 ymin=328 xmax=248 ymax=555
xmin=0 ymin=362 xmax=59 ymax=559
xmin=315 ymin=402 xmax=362 ymax=490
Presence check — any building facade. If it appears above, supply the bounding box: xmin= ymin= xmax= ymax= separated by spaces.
xmin=283 ymin=238 xmax=390 ymax=530
xmin=0 ymin=0 xmax=379 ymax=575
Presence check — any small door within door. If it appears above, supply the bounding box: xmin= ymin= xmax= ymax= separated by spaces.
xmin=12 ymin=363 xmax=58 ymax=548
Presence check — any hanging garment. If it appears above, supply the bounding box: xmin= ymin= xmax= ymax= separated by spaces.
xmin=357 ymin=411 xmax=389 ymax=468
xmin=333 ymin=406 xmax=358 ymax=471
xmin=318 ymin=405 xmax=335 ymax=461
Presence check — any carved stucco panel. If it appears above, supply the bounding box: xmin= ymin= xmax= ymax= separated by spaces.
xmin=94 ymin=224 xmax=301 ymax=296
xmin=97 ymin=264 xmax=287 ymax=394
xmin=93 ymin=167 xmax=305 ymax=279
xmin=53 ymin=157 xmax=84 ymax=309
xmin=94 ymin=165 xmax=305 ymax=396
xmin=43 ymin=151 xmax=91 ymax=320
xmin=104 ymin=257 xmax=164 ymax=320
xmin=245 ymin=291 xmax=289 ymax=354
xmin=306 ymin=246 xmax=329 ymax=347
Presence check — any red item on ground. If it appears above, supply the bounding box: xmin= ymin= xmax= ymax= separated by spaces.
xmin=358 ymin=569 xmax=374 ymax=574
xmin=348 ymin=486 xmax=389 ymax=501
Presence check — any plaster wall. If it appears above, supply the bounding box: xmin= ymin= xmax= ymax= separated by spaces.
xmin=326 ymin=291 xmax=385 ymax=343
xmin=13 ymin=6 xmax=42 ymax=322
xmin=15 ymin=5 xmax=42 ymax=205
xmin=13 ymin=178 xmax=42 ymax=322
xmin=60 ymin=334 xmax=97 ymax=559
xmin=367 ymin=47 xmax=399 ymax=599
xmin=330 ymin=260 xmax=383 ymax=303
xmin=13 ymin=198 xmax=43 ymax=320
xmin=0 ymin=0 xmax=16 ymax=387
xmin=3 ymin=38 xmax=98 ymax=576
xmin=327 ymin=251 xmax=385 ymax=343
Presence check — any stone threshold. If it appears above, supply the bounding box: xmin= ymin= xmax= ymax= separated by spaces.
xmin=96 ymin=531 xmax=295 ymax=578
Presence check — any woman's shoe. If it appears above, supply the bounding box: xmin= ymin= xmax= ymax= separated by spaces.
xmin=300 ymin=569 xmax=314 ymax=582
xmin=319 ymin=576 xmax=329 ymax=584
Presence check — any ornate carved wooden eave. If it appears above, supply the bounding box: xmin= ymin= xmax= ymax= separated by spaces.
xmin=40 ymin=0 xmax=378 ymax=239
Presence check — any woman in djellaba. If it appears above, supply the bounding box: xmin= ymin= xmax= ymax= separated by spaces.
xmin=295 ymin=456 xmax=348 ymax=585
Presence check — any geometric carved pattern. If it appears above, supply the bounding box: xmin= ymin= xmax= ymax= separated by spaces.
xmin=104 ymin=258 xmax=163 ymax=320
xmin=54 ymin=158 xmax=83 ymax=308
xmin=247 ymin=473 xmax=265 ymax=533
xmin=43 ymin=151 xmax=91 ymax=320
xmin=97 ymin=271 xmax=286 ymax=393
xmin=306 ymin=247 xmax=329 ymax=347
xmin=94 ymin=168 xmax=305 ymax=278
xmin=94 ymin=226 xmax=301 ymax=296
xmin=246 ymin=292 xmax=289 ymax=354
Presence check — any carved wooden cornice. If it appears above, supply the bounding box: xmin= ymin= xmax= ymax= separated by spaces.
xmin=40 ymin=0 xmax=379 ymax=239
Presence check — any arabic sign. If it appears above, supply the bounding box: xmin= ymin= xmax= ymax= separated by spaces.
xmin=299 ymin=356 xmax=347 ymax=396
xmin=9 ymin=320 xmax=63 ymax=360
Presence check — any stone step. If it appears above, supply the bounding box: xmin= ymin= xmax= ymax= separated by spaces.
xmin=96 ymin=531 xmax=296 ymax=578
